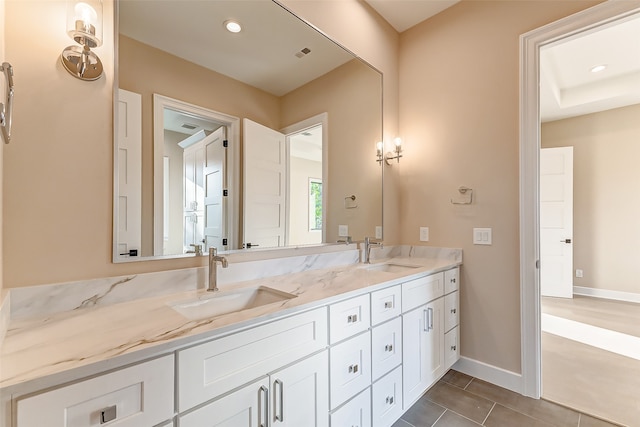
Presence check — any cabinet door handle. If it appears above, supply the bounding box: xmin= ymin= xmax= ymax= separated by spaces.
xmin=423 ymin=309 xmax=429 ymax=331
xmin=451 ymin=345 xmax=457 ymax=351
xmin=450 ymin=277 xmax=456 ymax=283
xmin=386 ymin=396 xmax=394 ymax=404
xmin=258 ymin=385 xmax=269 ymax=427
xmin=274 ymin=379 xmax=284 ymax=421
xmin=451 ymin=308 xmax=457 ymax=314
xmin=427 ymin=307 xmax=434 ymax=331
xmin=347 ymin=314 xmax=358 ymax=323
xmin=100 ymin=405 xmax=117 ymax=424
xmin=385 ymin=344 xmax=393 ymax=352
xmin=384 ymin=301 xmax=393 ymax=309
xmin=348 ymin=364 xmax=359 ymax=374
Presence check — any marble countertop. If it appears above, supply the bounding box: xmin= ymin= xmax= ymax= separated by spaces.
xmin=0 ymin=252 xmax=461 ymax=394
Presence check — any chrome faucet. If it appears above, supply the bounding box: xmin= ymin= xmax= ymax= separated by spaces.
xmin=208 ymin=247 xmax=228 ymax=292
xmin=363 ymin=236 xmax=383 ymax=264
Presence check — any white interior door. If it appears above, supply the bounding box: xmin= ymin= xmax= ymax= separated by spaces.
xmin=203 ymin=127 xmax=227 ymax=252
xmin=182 ymin=142 xmax=204 ymax=252
xmin=116 ymin=89 xmax=142 ymax=257
xmin=540 ymin=147 xmax=574 ymax=298
xmin=243 ymin=119 xmax=286 ymax=248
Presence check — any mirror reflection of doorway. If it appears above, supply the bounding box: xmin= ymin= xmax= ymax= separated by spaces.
xmin=287 ymin=124 xmax=323 ymax=246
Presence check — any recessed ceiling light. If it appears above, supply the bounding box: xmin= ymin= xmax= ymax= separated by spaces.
xmin=590 ymin=64 xmax=607 ymax=73
xmin=224 ymin=20 xmax=242 ymax=33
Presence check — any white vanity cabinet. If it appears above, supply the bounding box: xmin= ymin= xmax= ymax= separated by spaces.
xmin=329 ymin=331 xmax=372 ymax=409
xmin=372 ymin=366 xmax=403 ymax=427
xmin=330 ymin=388 xmax=372 ymax=427
xmin=180 ymin=351 xmax=329 ymax=427
xmin=15 ymin=355 xmax=174 ymax=427
xmin=444 ymin=267 xmax=460 ymax=370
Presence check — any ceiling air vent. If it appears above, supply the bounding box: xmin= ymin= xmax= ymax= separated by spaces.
xmin=295 ymin=47 xmax=311 ymax=59
xmin=181 ymin=123 xmax=198 ymax=130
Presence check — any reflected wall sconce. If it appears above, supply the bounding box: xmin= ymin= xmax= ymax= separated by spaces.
xmin=61 ymin=0 xmax=104 ymax=81
xmin=376 ymin=137 xmax=403 ymax=165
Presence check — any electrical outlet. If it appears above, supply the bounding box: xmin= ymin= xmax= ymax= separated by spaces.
xmin=419 ymin=227 xmax=429 ymax=242
xmin=375 ymin=226 xmax=383 ymax=239
xmin=576 ymin=269 xmax=583 ymax=278
xmin=338 ymin=225 xmax=349 ymax=237
xmin=473 ymin=228 xmax=492 ymax=245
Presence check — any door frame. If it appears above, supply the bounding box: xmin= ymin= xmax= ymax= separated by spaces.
xmin=153 ymin=94 xmax=240 ymax=255
xmin=519 ymin=0 xmax=640 ymax=398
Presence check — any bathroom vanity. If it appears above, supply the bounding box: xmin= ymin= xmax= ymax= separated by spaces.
xmin=0 ymin=247 xmax=461 ymax=426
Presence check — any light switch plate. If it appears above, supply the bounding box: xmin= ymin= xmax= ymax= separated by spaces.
xmin=338 ymin=225 xmax=349 ymax=237
xmin=473 ymin=228 xmax=492 ymax=245
xmin=419 ymin=227 xmax=429 ymax=242
xmin=375 ymin=226 xmax=383 ymax=239
xmin=576 ymin=269 xmax=583 ymax=278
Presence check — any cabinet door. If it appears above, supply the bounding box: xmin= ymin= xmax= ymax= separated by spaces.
xmin=371 ymin=285 xmax=401 ymax=326
xmin=402 ymin=298 xmax=445 ymax=409
xmin=179 ymin=377 xmax=269 ymax=427
xmin=372 ymin=366 xmax=403 ymax=427
xmin=329 ymin=294 xmax=371 ymax=344
xmin=329 ymin=331 xmax=372 ymax=409
xmin=444 ymin=291 xmax=459 ymax=333
xmin=445 ymin=326 xmax=460 ymax=370
xmin=271 ymin=351 xmax=329 ymax=427
xmin=371 ymin=317 xmax=402 ymax=381
xmin=330 ymin=388 xmax=371 ymax=427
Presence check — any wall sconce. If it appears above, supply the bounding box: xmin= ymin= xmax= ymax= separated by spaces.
xmin=61 ymin=0 xmax=104 ymax=81
xmin=376 ymin=137 xmax=403 ymax=165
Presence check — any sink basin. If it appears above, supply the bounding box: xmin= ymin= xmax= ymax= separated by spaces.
xmin=169 ymin=286 xmax=297 ymax=320
xmin=364 ymin=263 xmax=421 ymax=273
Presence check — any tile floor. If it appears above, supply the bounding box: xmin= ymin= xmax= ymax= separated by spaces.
xmin=392 ymin=370 xmax=622 ymax=427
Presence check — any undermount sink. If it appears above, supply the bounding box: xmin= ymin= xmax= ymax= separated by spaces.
xmin=364 ymin=263 xmax=421 ymax=273
xmin=169 ymin=286 xmax=297 ymax=320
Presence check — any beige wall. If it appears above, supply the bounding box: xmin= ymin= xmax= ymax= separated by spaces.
xmin=289 ymin=156 xmax=322 ymax=245
xmin=542 ymin=104 xmax=640 ymax=295
xmin=397 ymin=0 xmax=600 ymax=373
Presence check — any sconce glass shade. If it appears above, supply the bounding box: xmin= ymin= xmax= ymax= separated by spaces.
xmin=66 ymin=0 xmax=103 ymax=47
xmin=61 ymin=0 xmax=104 ymax=80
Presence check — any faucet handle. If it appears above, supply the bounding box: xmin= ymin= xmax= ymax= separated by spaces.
xmin=209 ymin=247 xmax=217 ymax=256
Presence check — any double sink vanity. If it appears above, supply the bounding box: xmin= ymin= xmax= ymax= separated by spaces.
xmin=0 ymin=245 xmax=461 ymax=426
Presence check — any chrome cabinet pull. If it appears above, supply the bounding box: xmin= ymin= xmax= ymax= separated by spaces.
xmin=347 ymin=314 xmax=358 ymax=323
xmin=348 ymin=364 xmax=359 ymax=374
xmin=386 ymin=396 xmax=394 ymax=404
xmin=451 ymin=345 xmax=457 ymax=351
xmin=451 ymin=308 xmax=457 ymax=314
xmin=385 ymin=344 xmax=393 ymax=352
xmin=427 ymin=307 xmax=434 ymax=331
xmin=450 ymin=277 xmax=456 ymax=283
xmin=384 ymin=301 xmax=393 ymax=309
xmin=423 ymin=309 xmax=428 ymax=331
xmin=100 ymin=405 xmax=117 ymax=424
xmin=274 ymin=379 xmax=284 ymax=421
xmin=259 ymin=385 xmax=269 ymax=427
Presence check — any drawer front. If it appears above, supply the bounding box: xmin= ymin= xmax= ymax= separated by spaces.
xmin=178 ymin=307 xmax=328 ymax=411
xmin=330 ymin=388 xmax=371 ymax=427
xmin=444 ymin=267 xmax=459 ymax=294
xmin=16 ymin=356 xmax=174 ymax=427
xmin=444 ymin=291 xmax=459 ymax=332
xmin=371 ymin=285 xmax=401 ymax=326
xmin=371 ymin=317 xmax=402 ymax=381
xmin=372 ymin=366 xmax=403 ymax=427
xmin=445 ymin=326 xmax=460 ymax=369
xmin=329 ymin=294 xmax=371 ymax=344
xmin=401 ymin=273 xmax=444 ymax=313
xmin=329 ymin=331 xmax=372 ymax=409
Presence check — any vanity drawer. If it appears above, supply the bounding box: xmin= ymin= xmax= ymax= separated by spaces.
xmin=444 ymin=267 xmax=459 ymax=294
xmin=371 ymin=285 xmax=401 ymax=326
xmin=16 ymin=355 xmax=174 ymax=427
xmin=372 ymin=366 xmax=403 ymax=427
xmin=329 ymin=294 xmax=371 ymax=344
xmin=371 ymin=317 xmax=402 ymax=381
xmin=444 ymin=291 xmax=459 ymax=332
xmin=330 ymin=388 xmax=371 ymax=427
xmin=177 ymin=307 xmax=327 ymax=411
xmin=445 ymin=326 xmax=460 ymax=369
xmin=401 ymin=273 xmax=444 ymax=313
xmin=329 ymin=331 xmax=372 ymax=409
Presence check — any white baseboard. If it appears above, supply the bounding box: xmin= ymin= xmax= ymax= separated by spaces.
xmin=573 ymin=286 xmax=640 ymax=304
xmin=452 ymin=356 xmax=523 ymax=395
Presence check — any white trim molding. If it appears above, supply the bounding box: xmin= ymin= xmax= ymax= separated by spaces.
xmin=519 ymin=0 xmax=640 ymax=399
xmin=453 ymin=357 xmax=523 ymax=395
xmin=573 ymin=286 xmax=640 ymax=304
